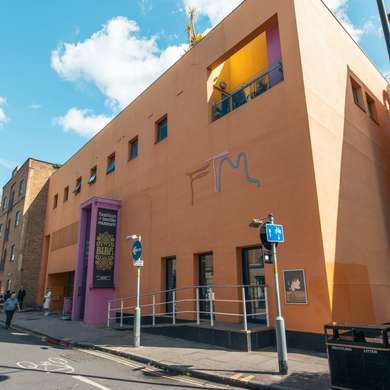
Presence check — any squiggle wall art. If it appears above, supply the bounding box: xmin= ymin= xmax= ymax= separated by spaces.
xmin=186 ymin=151 xmax=261 ymax=205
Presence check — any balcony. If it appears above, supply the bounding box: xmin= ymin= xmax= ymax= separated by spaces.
xmin=212 ymin=62 xmax=284 ymax=121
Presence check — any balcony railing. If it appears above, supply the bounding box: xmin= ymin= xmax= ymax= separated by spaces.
xmin=212 ymin=62 xmax=284 ymax=121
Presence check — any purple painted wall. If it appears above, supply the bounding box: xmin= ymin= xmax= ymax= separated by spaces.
xmin=266 ymin=23 xmax=283 ymax=86
xmin=72 ymin=197 xmax=121 ymax=326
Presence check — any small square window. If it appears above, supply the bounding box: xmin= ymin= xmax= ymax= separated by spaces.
xmin=64 ymin=186 xmax=69 ymax=202
xmin=351 ymin=78 xmax=365 ymax=111
xmin=366 ymin=93 xmax=378 ymax=123
xmin=89 ymin=166 xmax=97 ymax=184
xmin=156 ymin=116 xmax=168 ymax=143
xmin=53 ymin=194 xmax=58 ymax=209
xmin=74 ymin=177 xmax=82 ymax=194
xmin=129 ymin=137 xmax=139 ymax=160
xmin=107 ymin=154 xmax=116 ymax=174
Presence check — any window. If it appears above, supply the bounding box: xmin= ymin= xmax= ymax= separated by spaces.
xmin=9 ymin=189 xmax=15 ymax=210
xmin=53 ymin=194 xmax=58 ymax=209
xmin=4 ymin=220 xmax=10 ymax=241
xmin=89 ymin=166 xmax=97 ymax=184
xmin=156 ymin=116 xmax=168 ymax=143
xmin=107 ymin=154 xmax=116 ymax=174
xmin=64 ymin=186 xmax=69 ymax=202
xmin=351 ymin=78 xmax=365 ymax=110
xmin=10 ymin=244 xmax=15 ymax=262
xmin=129 ymin=136 xmax=139 ymax=160
xmin=74 ymin=177 xmax=82 ymax=194
xmin=18 ymin=179 xmax=25 ymax=196
xmin=15 ymin=211 xmax=21 ymax=227
xmin=366 ymin=93 xmax=378 ymax=123
xmin=2 ymin=196 xmax=7 ymax=211
xmin=0 ymin=224 xmax=2 ymax=238
xmin=1 ymin=248 xmax=6 ymax=264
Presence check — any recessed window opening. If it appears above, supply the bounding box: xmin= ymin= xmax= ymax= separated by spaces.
xmin=156 ymin=116 xmax=168 ymax=143
xmin=129 ymin=136 xmax=139 ymax=160
xmin=74 ymin=177 xmax=82 ymax=194
xmin=89 ymin=166 xmax=97 ymax=184
xmin=107 ymin=154 xmax=116 ymax=174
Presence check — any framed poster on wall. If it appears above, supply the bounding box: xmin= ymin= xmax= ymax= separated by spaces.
xmin=93 ymin=208 xmax=118 ymax=288
xmin=283 ymin=269 xmax=308 ymax=304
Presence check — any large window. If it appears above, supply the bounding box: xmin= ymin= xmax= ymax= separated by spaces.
xmin=156 ymin=116 xmax=168 ymax=143
xmin=351 ymin=78 xmax=365 ymax=110
xmin=14 ymin=211 xmax=21 ymax=227
xmin=18 ymin=179 xmax=25 ymax=196
xmin=366 ymin=93 xmax=378 ymax=123
xmin=107 ymin=154 xmax=116 ymax=174
xmin=10 ymin=244 xmax=15 ymax=262
xmin=129 ymin=136 xmax=139 ymax=160
xmin=1 ymin=196 xmax=7 ymax=211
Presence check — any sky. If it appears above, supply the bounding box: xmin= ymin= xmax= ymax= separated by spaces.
xmin=0 ymin=0 xmax=389 ymax=187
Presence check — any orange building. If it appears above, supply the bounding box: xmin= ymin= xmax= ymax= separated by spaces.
xmin=41 ymin=0 xmax=390 ymax=350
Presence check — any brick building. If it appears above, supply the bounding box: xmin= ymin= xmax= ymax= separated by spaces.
xmin=0 ymin=158 xmax=57 ymax=306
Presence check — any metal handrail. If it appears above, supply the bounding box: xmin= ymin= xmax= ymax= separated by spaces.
xmin=107 ymin=284 xmax=269 ymax=331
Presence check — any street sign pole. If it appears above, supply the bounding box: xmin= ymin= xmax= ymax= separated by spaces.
xmin=268 ymin=213 xmax=288 ymax=375
xmin=127 ymin=234 xmax=143 ymax=348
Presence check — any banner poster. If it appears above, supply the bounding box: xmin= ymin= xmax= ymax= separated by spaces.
xmin=93 ymin=208 xmax=118 ymax=288
xmin=283 ymin=269 xmax=308 ymax=304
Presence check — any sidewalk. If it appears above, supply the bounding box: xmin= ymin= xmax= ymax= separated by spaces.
xmin=4 ymin=311 xmax=330 ymax=390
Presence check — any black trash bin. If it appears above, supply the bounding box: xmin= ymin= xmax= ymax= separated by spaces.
xmin=325 ymin=323 xmax=390 ymax=390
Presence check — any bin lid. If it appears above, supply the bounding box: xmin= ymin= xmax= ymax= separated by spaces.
xmin=325 ymin=323 xmax=390 ymax=332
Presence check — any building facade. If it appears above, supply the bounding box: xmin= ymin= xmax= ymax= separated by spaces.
xmin=41 ymin=0 xmax=390 ymax=347
xmin=0 ymin=159 xmax=57 ymax=306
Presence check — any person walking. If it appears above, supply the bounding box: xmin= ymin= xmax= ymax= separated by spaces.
xmin=43 ymin=288 xmax=51 ymax=316
xmin=4 ymin=292 xmax=20 ymax=329
xmin=17 ymin=286 xmax=26 ymax=310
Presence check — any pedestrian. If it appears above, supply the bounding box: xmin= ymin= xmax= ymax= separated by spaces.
xmin=43 ymin=288 xmax=52 ymax=316
xmin=17 ymin=286 xmax=26 ymax=310
xmin=4 ymin=292 xmax=20 ymax=329
xmin=4 ymin=290 xmax=11 ymax=301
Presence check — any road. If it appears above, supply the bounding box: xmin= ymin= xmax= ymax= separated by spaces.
xmin=0 ymin=327 xmax=237 ymax=390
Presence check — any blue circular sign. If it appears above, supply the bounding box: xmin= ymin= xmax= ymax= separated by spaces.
xmin=132 ymin=241 xmax=142 ymax=261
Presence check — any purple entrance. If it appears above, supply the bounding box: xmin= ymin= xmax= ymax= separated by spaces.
xmin=72 ymin=197 xmax=121 ymax=325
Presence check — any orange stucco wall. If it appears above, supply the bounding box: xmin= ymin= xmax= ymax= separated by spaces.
xmin=42 ymin=0 xmax=390 ymax=335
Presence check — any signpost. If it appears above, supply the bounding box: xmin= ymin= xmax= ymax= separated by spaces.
xmin=127 ymin=234 xmax=144 ymax=348
xmin=249 ymin=213 xmax=288 ymax=375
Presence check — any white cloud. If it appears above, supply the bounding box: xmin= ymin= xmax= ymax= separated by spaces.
xmin=323 ymin=0 xmax=373 ymax=41
xmin=182 ymin=0 xmax=243 ymax=26
xmin=0 ymin=97 xmax=8 ymax=126
xmin=55 ymin=107 xmax=112 ymax=138
xmin=0 ymin=158 xmax=16 ymax=170
xmin=51 ymin=17 xmax=187 ymax=110
xmin=30 ymin=103 xmax=42 ymax=109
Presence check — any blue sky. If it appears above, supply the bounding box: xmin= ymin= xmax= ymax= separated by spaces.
xmin=0 ymin=0 xmax=389 ymax=187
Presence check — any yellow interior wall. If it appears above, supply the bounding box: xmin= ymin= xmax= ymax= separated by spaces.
xmin=212 ymin=32 xmax=269 ymax=101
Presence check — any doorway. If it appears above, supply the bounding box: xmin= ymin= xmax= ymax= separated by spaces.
xmin=165 ymin=257 xmax=176 ymax=315
xmin=198 ymin=252 xmax=214 ymax=318
xmin=242 ymin=247 xmax=266 ymax=324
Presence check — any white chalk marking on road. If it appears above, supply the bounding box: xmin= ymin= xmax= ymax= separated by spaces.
xmin=78 ymin=348 xmax=226 ymax=389
xmin=72 ymin=375 xmax=111 ymax=390
xmin=11 ymin=332 xmax=29 ymax=336
xmin=241 ymin=375 xmax=255 ymax=382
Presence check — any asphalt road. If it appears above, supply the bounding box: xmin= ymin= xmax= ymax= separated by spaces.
xmin=0 ymin=327 xmax=236 ymax=390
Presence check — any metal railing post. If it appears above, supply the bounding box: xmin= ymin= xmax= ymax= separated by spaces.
xmin=120 ymin=299 xmax=124 ymax=328
xmin=107 ymin=301 xmax=111 ymax=328
xmin=196 ymin=287 xmax=200 ymax=325
xmin=242 ymin=287 xmax=248 ymax=332
xmin=172 ymin=291 xmax=176 ymax=325
xmin=152 ymin=294 xmax=156 ymax=327
xmin=209 ymin=288 xmax=214 ymax=327
xmin=265 ymin=286 xmax=270 ymax=327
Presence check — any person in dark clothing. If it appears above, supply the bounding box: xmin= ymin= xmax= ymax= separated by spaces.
xmin=4 ymin=290 xmax=11 ymax=301
xmin=4 ymin=292 xmax=20 ymax=329
xmin=17 ymin=287 xmax=26 ymax=310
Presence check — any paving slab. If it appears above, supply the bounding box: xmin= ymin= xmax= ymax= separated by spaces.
xmin=3 ymin=310 xmax=331 ymax=389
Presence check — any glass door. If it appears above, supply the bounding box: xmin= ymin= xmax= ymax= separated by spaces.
xmin=242 ymin=247 xmax=266 ymax=324
xmin=198 ymin=252 xmax=214 ymax=319
xmin=165 ymin=257 xmax=176 ymax=315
